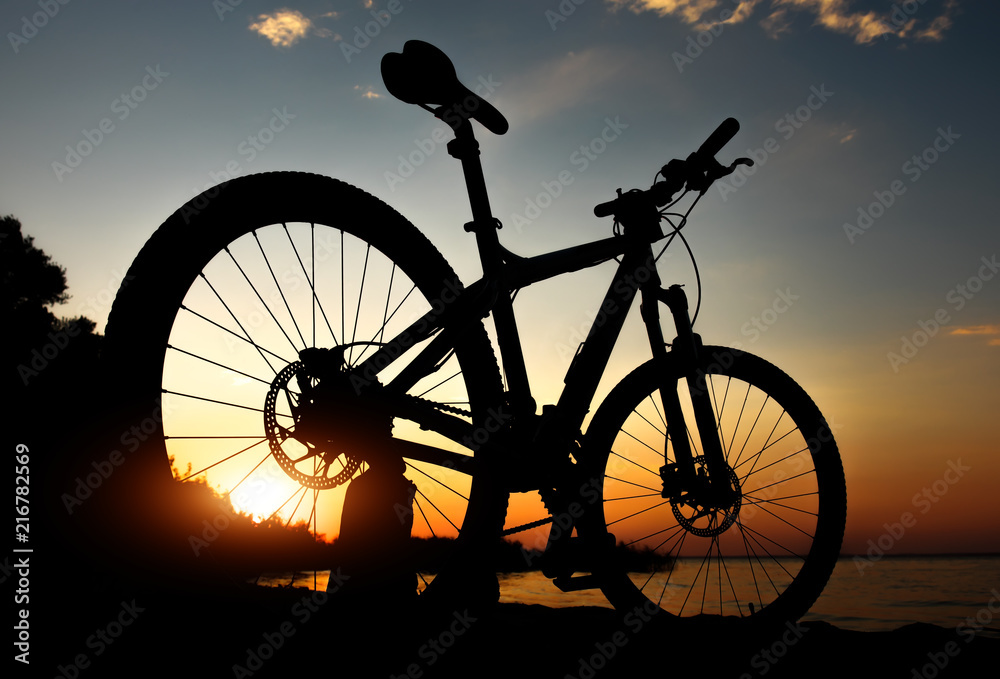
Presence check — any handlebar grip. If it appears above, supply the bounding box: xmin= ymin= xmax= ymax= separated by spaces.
xmin=594 ymin=199 xmax=617 ymax=218
xmin=695 ymin=117 xmax=739 ymax=160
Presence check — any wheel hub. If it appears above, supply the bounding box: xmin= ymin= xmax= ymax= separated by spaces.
xmin=669 ymin=456 xmax=742 ymax=538
xmin=263 ymin=348 xmax=394 ymax=489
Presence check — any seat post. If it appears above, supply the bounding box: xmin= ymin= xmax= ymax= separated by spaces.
xmin=447 ymin=122 xmax=503 ymax=277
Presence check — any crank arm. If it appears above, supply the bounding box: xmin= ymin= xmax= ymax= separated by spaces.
xmin=389 ymin=438 xmax=475 ymax=476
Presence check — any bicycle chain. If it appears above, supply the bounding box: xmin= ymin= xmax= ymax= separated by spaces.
xmin=395 ymin=394 xmax=570 ymax=539
xmin=501 ymin=515 xmax=554 ymax=536
xmin=398 ymin=392 xmax=471 ymax=418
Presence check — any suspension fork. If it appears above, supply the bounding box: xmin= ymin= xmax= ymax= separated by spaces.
xmin=643 ymin=282 xmax=729 ymax=495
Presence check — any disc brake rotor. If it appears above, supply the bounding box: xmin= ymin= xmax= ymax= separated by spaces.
xmin=670 ymin=455 xmax=742 ymax=538
xmin=264 ymin=361 xmax=362 ymax=490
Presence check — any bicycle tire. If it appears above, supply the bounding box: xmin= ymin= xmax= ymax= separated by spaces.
xmin=578 ymin=346 xmax=846 ymax=628
xmin=102 ymin=171 xmax=507 ymax=599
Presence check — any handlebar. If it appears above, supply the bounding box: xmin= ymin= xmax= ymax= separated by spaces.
xmin=694 ymin=117 xmax=740 ymax=163
xmin=594 ymin=117 xmax=752 ymax=219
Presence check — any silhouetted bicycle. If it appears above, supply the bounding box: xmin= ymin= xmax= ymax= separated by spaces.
xmin=104 ymin=41 xmax=845 ymax=628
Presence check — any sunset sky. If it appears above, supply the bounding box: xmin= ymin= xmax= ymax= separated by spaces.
xmin=3 ymin=0 xmax=997 ymax=555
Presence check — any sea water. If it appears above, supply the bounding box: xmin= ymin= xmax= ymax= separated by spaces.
xmin=255 ymin=555 xmax=1000 ymax=635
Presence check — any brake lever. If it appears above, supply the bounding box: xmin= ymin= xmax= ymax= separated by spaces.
xmin=690 ymin=157 xmax=755 ymax=193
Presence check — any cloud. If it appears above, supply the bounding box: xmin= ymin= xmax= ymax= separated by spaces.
xmin=605 ymin=0 xmax=961 ymax=45
xmin=249 ymin=9 xmax=313 ymax=48
xmin=949 ymin=324 xmax=1000 ymax=347
xmin=949 ymin=324 xmax=1000 ymax=336
xmin=504 ymin=48 xmax=637 ymax=124
xmin=248 ymin=8 xmax=345 ymax=48
xmin=354 ymin=85 xmax=381 ymax=100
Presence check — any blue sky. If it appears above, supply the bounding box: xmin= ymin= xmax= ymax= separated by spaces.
xmin=3 ymin=0 xmax=997 ymax=553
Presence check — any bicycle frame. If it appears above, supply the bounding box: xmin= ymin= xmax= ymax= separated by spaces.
xmin=354 ymin=119 xmax=728 ymax=497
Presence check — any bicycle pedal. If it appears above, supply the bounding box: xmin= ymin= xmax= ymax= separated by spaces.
xmin=553 ymin=574 xmax=601 ymax=593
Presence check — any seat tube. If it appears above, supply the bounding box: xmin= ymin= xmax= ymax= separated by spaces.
xmin=448 ymin=122 xmax=535 ymax=416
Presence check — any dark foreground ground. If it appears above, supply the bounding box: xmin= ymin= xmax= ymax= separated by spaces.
xmin=25 ymin=577 xmax=999 ymax=679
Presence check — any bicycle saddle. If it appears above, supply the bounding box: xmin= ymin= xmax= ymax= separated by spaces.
xmin=381 ymin=40 xmax=509 ymax=135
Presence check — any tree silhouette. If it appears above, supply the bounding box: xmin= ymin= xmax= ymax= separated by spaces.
xmin=1 ymin=214 xmax=100 ymax=394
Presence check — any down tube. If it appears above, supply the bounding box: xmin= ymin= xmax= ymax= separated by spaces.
xmin=554 ymin=247 xmax=650 ymax=432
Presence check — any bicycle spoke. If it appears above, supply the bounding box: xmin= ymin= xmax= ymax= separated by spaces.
xmin=605 ymin=491 xmax=662 ymax=502
xmin=619 ymin=427 xmax=664 ymax=457
xmin=229 ymin=450 xmax=275 ymax=497
xmin=179 ymin=304 xmax=292 ymax=369
xmin=413 ymin=496 xmax=437 ymax=537
xmin=731 ymin=394 xmax=770 ymax=469
xmin=405 ymin=461 xmax=470 ymax=501
xmin=224 ymin=245 xmax=301 ymax=355
xmin=348 ymin=244 xmax=371 ymax=364
xmin=414 ymin=487 xmax=460 ymax=534
xmin=605 ymin=474 xmax=662 ymax=495
xmin=748 ymin=500 xmax=815 ymax=540
xmin=196 ymin=273 xmax=286 ymax=375
xmin=626 ymin=521 xmax=686 ymax=549
xmin=283 ymin=223 xmax=337 ymax=347
xmin=607 ymin=499 xmax=670 ymax=527
xmin=175 ymin=437 xmax=269 ymax=480
xmin=163 ymin=389 xmax=286 ymax=416
xmin=417 ymin=369 xmax=463 ymax=399
xmin=609 ymin=449 xmax=661 ymax=477
xmin=167 ymin=345 xmax=275 ymax=388
xmin=736 ymin=443 xmax=809 ymax=478
xmin=634 ymin=407 xmax=667 ymax=439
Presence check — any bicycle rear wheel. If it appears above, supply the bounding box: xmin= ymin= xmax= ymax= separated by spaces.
xmin=579 ymin=346 xmax=846 ymax=628
xmin=102 ymin=172 xmax=506 ymax=598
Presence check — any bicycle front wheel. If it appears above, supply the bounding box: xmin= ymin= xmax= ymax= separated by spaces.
xmin=102 ymin=172 xmax=506 ymax=596
xmin=579 ymin=346 xmax=846 ymax=627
